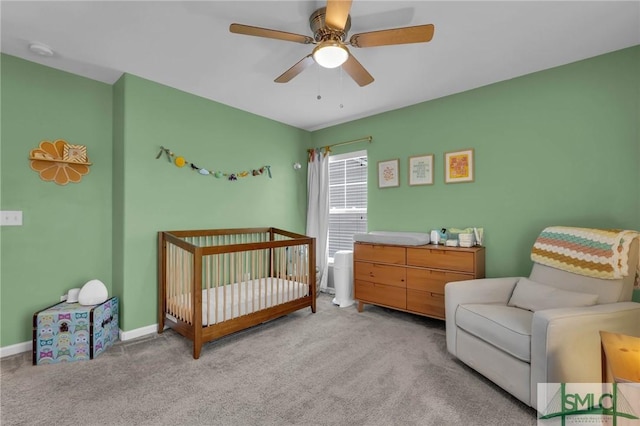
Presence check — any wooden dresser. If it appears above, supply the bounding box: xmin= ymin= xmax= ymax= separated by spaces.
xmin=354 ymin=242 xmax=485 ymax=320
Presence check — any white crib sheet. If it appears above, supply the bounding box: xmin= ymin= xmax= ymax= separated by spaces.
xmin=200 ymin=278 xmax=308 ymax=325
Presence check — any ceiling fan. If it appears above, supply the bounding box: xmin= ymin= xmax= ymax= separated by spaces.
xmin=229 ymin=0 xmax=435 ymax=87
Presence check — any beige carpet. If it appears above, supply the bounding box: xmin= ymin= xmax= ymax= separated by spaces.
xmin=1 ymin=294 xmax=536 ymax=425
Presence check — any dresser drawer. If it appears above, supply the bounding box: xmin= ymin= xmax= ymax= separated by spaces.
xmin=354 ymin=243 xmax=406 ymax=265
xmin=406 ymin=268 xmax=472 ymax=294
xmin=407 ymin=290 xmax=445 ymax=319
xmin=355 ymin=262 xmax=406 ymax=288
xmin=355 ymin=280 xmax=406 ymax=310
xmin=406 ymin=247 xmax=476 ymax=273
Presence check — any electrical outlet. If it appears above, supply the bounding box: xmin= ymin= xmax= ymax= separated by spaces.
xmin=0 ymin=211 xmax=23 ymax=226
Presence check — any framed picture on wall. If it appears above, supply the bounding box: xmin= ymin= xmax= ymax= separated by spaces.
xmin=444 ymin=148 xmax=474 ymax=184
xmin=63 ymin=144 xmax=88 ymax=163
xmin=378 ymin=158 xmax=400 ymax=188
xmin=408 ymin=154 xmax=434 ymax=186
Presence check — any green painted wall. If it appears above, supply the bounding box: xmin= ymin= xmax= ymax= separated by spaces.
xmin=114 ymin=74 xmax=309 ymax=331
xmin=313 ymin=46 xmax=640 ymax=287
xmin=0 ymin=54 xmax=113 ymax=346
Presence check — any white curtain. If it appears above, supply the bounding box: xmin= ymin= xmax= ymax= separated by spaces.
xmin=306 ymin=149 xmax=329 ymax=292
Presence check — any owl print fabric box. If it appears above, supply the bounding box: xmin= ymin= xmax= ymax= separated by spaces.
xmin=32 ymin=297 xmax=119 ymax=365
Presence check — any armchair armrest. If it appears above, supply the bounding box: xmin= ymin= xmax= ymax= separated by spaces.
xmin=530 ymin=301 xmax=640 ymax=409
xmin=445 ymin=277 xmax=522 ymax=355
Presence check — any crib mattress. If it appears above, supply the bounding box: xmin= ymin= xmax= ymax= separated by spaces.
xmin=353 ymin=231 xmax=431 ymax=246
xmin=168 ymin=278 xmax=309 ymax=326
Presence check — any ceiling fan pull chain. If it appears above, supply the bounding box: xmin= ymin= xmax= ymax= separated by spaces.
xmin=339 ymin=67 xmax=344 ymax=109
xmin=317 ymin=63 xmax=322 ymax=100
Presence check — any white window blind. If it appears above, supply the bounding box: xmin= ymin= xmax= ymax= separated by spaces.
xmin=328 ymin=150 xmax=367 ymax=259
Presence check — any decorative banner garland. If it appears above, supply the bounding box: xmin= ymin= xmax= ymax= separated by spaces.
xmin=156 ymin=146 xmax=271 ymax=181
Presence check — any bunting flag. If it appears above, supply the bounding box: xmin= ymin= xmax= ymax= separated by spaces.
xmin=156 ymin=146 xmax=271 ymax=181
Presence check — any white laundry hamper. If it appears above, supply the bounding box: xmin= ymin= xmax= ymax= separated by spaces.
xmin=332 ymin=250 xmax=354 ymax=308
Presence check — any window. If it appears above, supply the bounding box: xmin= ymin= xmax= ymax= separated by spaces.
xmin=328 ymin=150 xmax=367 ymax=261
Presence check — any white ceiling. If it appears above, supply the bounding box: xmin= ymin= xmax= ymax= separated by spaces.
xmin=2 ymin=1 xmax=639 ymax=131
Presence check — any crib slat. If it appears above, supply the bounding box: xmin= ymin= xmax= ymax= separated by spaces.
xmin=223 ymin=251 xmax=227 ymax=322
xmin=213 ymin=254 xmax=218 ymax=325
xmin=175 ymin=246 xmax=180 ymax=319
xmin=205 ymin=252 xmax=210 ymax=327
xmin=182 ymin=247 xmax=187 ymax=322
xmin=242 ymin=249 xmax=246 ymax=317
xmin=295 ymin=246 xmax=300 ymax=299
xmin=251 ymin=249 xmax=256 ymax=314
xmin=174 ymin=245 xmax=179 ymax=319
xmin=257 ymin=249 xmax=261 ymax=312
xmin=184 ymin=248 xmax=191 ymax=324
xmin=280 ymin=246 xmax=284 ymax=302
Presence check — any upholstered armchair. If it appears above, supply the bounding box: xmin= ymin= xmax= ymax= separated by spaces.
xmin=445 ymin=227 xmax=640 ymax=410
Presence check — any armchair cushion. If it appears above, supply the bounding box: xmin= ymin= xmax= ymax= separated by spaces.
xmin=456 ymin=303 xmax=533 ymax=362
xmin=507 ymin=278 xmax=599 ymax=311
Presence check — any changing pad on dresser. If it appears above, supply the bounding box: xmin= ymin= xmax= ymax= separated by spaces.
xmin=353 ymin=231 xmax=431 ymax=246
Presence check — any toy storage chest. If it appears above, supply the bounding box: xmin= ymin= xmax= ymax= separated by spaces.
xmin=33 ymin=297 xmax=119 ymax=365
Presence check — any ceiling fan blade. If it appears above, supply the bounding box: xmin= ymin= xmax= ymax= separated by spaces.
xmin=342 ymin=54 xmax=374 ymax=87
xmin=350 ymin=24 xmax=435 ymax=48
xmin=230 ymin=23 xmax=314 ymax=44
xmin=275 ymin=55 xmax=315 ymax=83
xmin=325 ymin=0 xmax=353 ymax=31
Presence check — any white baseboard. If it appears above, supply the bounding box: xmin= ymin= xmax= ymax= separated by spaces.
xmin=0 ymin=341 xmax=32 ymax=358
xmin=1 ymin=324 xmax=159 ymax=358
xmin=119 ymin=324 xmax=158 ymax=341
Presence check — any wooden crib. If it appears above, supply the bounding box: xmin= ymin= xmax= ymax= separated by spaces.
xmin=158 ymin=227 xmax=316 ymax=359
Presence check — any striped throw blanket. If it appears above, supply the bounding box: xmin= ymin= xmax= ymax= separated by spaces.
xmin=531 ymin=226 xmax=639 ymax=280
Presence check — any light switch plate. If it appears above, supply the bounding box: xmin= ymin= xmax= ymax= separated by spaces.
xmin=1 ymin=211 xmax=23 ymax=226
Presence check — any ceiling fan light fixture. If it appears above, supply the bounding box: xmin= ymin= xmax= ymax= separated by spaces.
xmin=312 ymin=41 xmax=348 ymax=69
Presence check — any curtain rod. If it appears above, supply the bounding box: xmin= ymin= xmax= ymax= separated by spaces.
xmin=329 ymin=135 xmax=373 ymax=149
xmin=312 ymin=136 xmax=372 ymax=151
